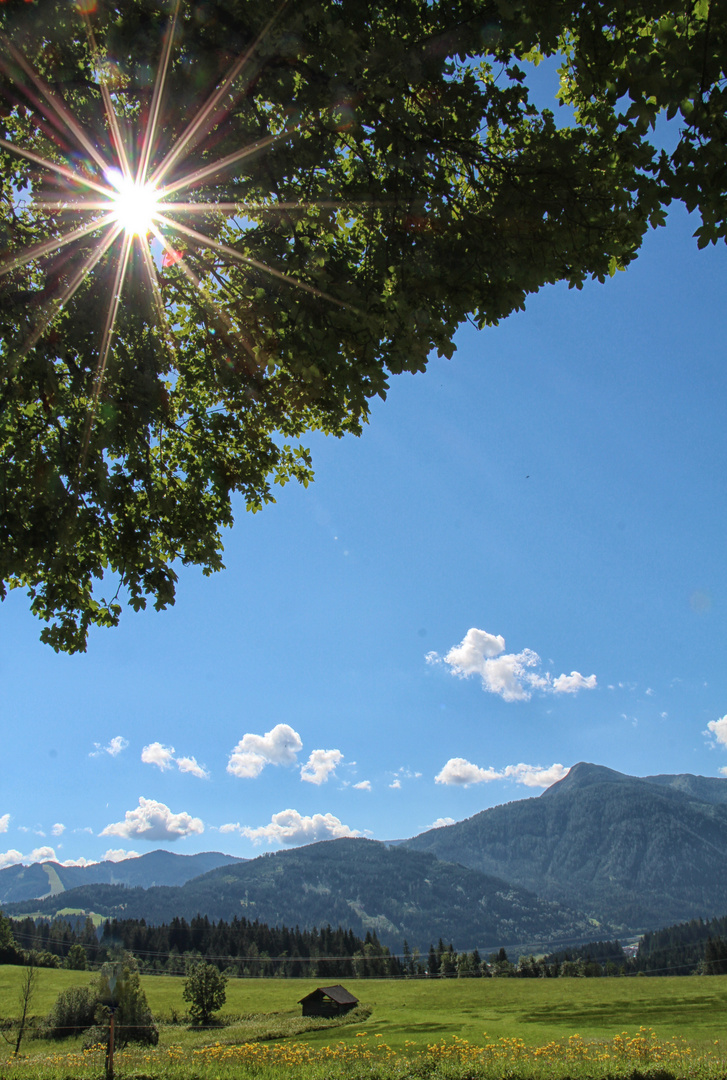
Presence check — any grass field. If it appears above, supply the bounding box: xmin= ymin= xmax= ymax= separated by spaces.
xmin=2 ymin=967 xmax=727 ymax=1078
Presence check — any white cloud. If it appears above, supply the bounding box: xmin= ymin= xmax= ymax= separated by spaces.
xmin=429 ymin=628 xmax=596 ymax=702
xmin=435 ymin=758 xmax=501 ymax=786
xmin=240 ymin=809 xmax=360 ymax=846
xmin=0 ymin=814 xmax=9 ymax=833
xmin=51 ymin=823 xmax=65 ymax=837
xmin=502 ymin=762 xmax=569 ymax=787
xmin=435 ymin=758 xmax=569 ymax=789
xmin=1 ymin=845 xmax=60 ymax=867
xmin=176 ymin=756 xmax=210 ymax=780
xmin=102 ymin=849 xmax=141 ymax=862
xmin=218 ymin=822 xmax=240 ymax=834
xmin=0 ymin=849 xmax=24 ymax=869
xmin=100 ymin=798 xmax=204 ymax=842
xmin=141 ymin=743 xmax=209 ymax=779
xmin=430 ymin=817 xmax=456 ymax=828
xmin=552 ymin=672 xmax=598 ymax=694
xmin=227 ymin=724 xmax=303 ymax=779
xmin=300 ymin=749 xmax=343 ymax=785
xmin=0 ymin=845 xmax=91 ymax=870
xmin=387 ymin=767 xmax=421 ymax=789
xmin=720 ymin=767 xmax=727 ymax=777
xmin=91 ymin=736 xmax=128 ymax=758
xmin=353 ymin=781 xmax=371 ymax=791
xmin=706 ymin=715 xmax=727 ymax=748
xmin=31 ymin=845 xmax=57 ymax=862
xmin=141 ymin=742 xmax=176 ymax=771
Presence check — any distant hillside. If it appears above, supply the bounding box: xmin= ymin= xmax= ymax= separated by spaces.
xmin=2 ymin=838 xmax=598 ymax=953
xmin=402 ymin=762 xmax=727 ymax=932
xmin=635 ymin=912 xmax=727 ymax=975
xmin=642 ymin=772 xmax=727 ymax=804
xmin=0 ymin=849 xmax=243 ymax=905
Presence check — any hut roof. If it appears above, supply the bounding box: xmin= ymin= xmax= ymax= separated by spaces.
xmin=298 ymin=984 xmax=359 ymax=1006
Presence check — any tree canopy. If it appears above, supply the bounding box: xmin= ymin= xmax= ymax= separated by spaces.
xmin=182 ymin=960 xmax=227 ymax=1025
xmin=1 ymin=0 xmax=725 ymax=650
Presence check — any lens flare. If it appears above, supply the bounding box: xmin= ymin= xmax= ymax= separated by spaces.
xmin=0 ymin=0 xmax=352 ymax=476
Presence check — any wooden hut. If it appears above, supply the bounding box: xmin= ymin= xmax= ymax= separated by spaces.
xmin=298 ymin=984 xmax=359 ymax=1017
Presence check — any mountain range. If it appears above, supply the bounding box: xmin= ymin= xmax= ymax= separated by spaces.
xmin=3 ymin=763 xmax=727 ymax=952
xmin=402 ymin=762 xmax=727 ymax=930
xmin=0 ymin=849 xmax=243 ymax=906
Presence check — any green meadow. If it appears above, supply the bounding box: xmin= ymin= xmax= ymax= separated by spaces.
xmin=2 ymin=967 xmax=727 ymax=1078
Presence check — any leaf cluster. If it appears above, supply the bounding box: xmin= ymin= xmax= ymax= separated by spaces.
xmin=0 ymin=0 xmax=724 ymax=648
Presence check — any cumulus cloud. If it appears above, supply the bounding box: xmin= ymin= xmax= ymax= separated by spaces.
xmin=434 ymin=758 xmax=501 ymax=786
xmin=353 ymin=781 xmax=371 ymax=791
xmin=503 ymin=763 xmax=570 ymax=787
xmin=218 ymin=822 xmax=239 ymax=834
xmin=102 ymin=849 xmax=141 ymax=862
xmin=0 ymin=850 xmax=23 ymax=869
xmin=51 ymin=823 xmax=65 ymax=837
xmin=720 ymin=767 xmax=727 ymax=778
xmin=141 ymin=742 xmax=176 ymax=771
xmin=240 ymin=809 xmax=360 ymax=846
xmin=100 ymin=798 xmax=204 ymax=842
xmin=227 ymin=724 xmax=303 ymax=779
xmin=90 ymin=735 xmax=128 ymax=758
xmin=176 ymin=756 xmax=210 ymax=780
xmin=389 ymin=779 xmax=401 ymax=789
xmin=435 ymin=758 xmax=569 ymax=789
xmin=141 ymin=743 xmax=210 ymax=779
xmin=428 ymin=628 xmax=596 ymax=702
xmin=60 ymin=856 xmax=98 ymax=867
xmin=430 ymin=817 xmax=456 ymax=828
xmin=29 ymin=845 xmax=56 ymax=862
xmin=300 ymin=749 xmax=343 ymax=785
xmin=706 ymin=715 xmax=727 ymax=748
xmin=552 ymin=672 xmax=598 ymax=694
xmin=0 ymin=846 xmax=59 ymax=869
xmin=0 ymin=814 xmax=9 ymax=833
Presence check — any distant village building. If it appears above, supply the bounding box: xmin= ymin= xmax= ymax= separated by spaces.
xmin=298 ymin=984 xmax=359 ymax=1017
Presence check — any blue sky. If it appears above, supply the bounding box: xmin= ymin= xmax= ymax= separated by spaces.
xmin=2 ymin=201 xmax=727 ymax=869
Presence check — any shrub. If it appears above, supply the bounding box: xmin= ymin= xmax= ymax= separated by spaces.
xmin=41 ymin=985 xmax=96 ymax=1039
xmin=41 ymin=953 xmax=158 ymax=1047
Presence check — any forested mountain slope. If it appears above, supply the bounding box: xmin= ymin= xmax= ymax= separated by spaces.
xmin=3 ymin=838 xmax=597 ymax=953
xmin=403 ymin=763 xmax=727 ymax=931
xmin=0 ymin=850 xmax=242 ymax=905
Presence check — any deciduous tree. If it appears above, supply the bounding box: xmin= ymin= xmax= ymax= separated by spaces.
xmin=182 ymin=961 xmax=227 ymax=1026
xmin=1 ymin=0 xmax=725 ymax=649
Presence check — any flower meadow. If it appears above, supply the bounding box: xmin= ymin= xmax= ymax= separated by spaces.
xmin=1 ymin=1028 xmax=726 ymax=1080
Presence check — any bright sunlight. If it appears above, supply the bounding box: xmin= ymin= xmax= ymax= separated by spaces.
xmin=108 ymin=172 xmax=161 ymax=236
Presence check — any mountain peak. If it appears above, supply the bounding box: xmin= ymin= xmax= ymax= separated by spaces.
xmin=541 ymin=761 xmax=629 ymax=795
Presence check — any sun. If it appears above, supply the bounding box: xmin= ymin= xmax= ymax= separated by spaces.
xmin=108 ymin=172 xmax=161 ymax=236
xmin=0 ymin=0 xmax=341 ymax=460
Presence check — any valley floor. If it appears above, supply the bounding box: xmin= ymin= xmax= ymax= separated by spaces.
xmin=2 ymin=970 xmax=727 ymax=1078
